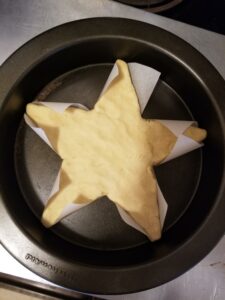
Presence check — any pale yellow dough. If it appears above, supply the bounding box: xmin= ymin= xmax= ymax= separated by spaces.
xmin=26 ymin=60 xmax=206 ymax=241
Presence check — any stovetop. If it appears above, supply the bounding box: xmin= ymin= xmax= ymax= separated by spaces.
xmin=0 ymin=0 xmax=225 ymax=299
xmin=116 ymin=0 xmax=225 ymax=35
xmin=160 ymin=0 xmax=225 ymax=35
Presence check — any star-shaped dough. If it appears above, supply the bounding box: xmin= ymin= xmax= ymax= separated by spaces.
xmin=26 ymin=60 xmax=206 ymax=241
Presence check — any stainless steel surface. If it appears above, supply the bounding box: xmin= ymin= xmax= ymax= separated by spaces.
xmin=0 ymin=0 xmax=225 ymax=299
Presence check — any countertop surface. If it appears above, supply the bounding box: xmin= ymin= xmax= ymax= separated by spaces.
xmin=0 ymin=0 xmax=225 ymax=299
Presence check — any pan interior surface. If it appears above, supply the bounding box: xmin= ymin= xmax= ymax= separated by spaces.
xmin=15 ymin=63 xmax=202 ymax=251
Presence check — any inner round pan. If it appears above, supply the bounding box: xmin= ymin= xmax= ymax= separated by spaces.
xmin=15 ymin=63 xmax=202 ymax=251
xmin=0 ymin=18 xmax=224 ymax=294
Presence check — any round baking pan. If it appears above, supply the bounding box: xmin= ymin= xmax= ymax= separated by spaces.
xmin=116 ymin=0 xmax=183 ymax=12
xmin=0 ymin=18 xmax=225 ymax=295
xmin=116 ymin=0 xmax=164 ymax=6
